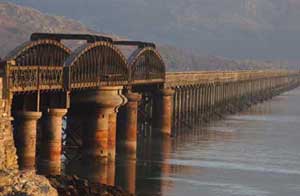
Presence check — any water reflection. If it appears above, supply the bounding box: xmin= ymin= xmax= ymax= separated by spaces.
xmin=59 ymin=89 xmax=300 ymax=196
xmin=59 ymin=121 xmax=240 ymax=195
xmin=116 ymin=159 xmax=136 ymax=194
xmin=65 ymin=159 xmax=110 ymax=185
xmin=135 ymin=137 xmax=173 ymax=196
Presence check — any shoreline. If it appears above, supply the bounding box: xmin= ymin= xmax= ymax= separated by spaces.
xmin=47 ymin=175 xmax=133 ymax=196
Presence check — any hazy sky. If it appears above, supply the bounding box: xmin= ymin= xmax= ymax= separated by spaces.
xmin=3 ymin=0 xmax=300 ymax=62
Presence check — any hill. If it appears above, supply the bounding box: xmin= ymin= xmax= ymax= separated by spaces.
xmin=0 ymin=2 xmax=294 ymax=71
xmin=4 ymin=0 xmax=300 ymax=63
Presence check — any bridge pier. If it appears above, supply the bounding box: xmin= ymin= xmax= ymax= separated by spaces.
xmin=39 ymin=108 xmax=68 ymax=175
xmin=153 ymin=88 xmax=175 ymax=137
xmin=201 ymin=84 xmax=205 ymax=118
xmin=204 ymin=84 xmax=211 ymax=121
xmin=83 ymin=107 xmax=112 ymax=160
xmin=108 ymin=112 xmax=118 ymax=161
xmin=14 ymin=111 xmax=42 ymax=170
xmin=117 ymin=92 xmax=142 ymax=159
xmin=116 ymin=159 xmax=137 ymax=194
xmin=73 ymin=86 xmax=126 ymax=161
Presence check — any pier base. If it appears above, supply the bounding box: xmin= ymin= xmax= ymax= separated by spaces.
xmin=117 ymin=92 xmax=141 ymax=159
xmin=39 ymin=108 xmax=67 ymax=175
xmin=72 ymin=86 xmax=126 ymax=161
xmin=14 ymin=111 xmax=42 ymax=170
xmin=153 ymin=88 xmax=175 ymax=137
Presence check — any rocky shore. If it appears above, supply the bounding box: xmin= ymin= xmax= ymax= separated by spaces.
xmin=48 ymin=175 xmax=133 ymax=196
xmin=0 ymin=170 xmax=58 ymax=196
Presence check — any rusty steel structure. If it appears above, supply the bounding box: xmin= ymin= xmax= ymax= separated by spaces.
xmin=1 ymin=33 xmax=300 ymax=177
xmin=1 ymin=33 xmax=165 ymax=95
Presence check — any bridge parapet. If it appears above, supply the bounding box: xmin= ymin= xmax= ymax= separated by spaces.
xmin=165 ymin=70 xmax=298 ymax=88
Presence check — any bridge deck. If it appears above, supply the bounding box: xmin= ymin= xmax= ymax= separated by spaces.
xmin=165 ymin=70 xmax=299 ymax=87
xmin=0 ymin=33 xmax=299 ymax=95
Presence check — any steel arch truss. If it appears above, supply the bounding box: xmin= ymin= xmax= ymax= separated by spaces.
xmin=64 ymin=41 xmax=128 ymax=90
xmin=128 ymin=47 xmax=165 ymax=85
xmin=4 ymin=39 xmax=71 ymax=92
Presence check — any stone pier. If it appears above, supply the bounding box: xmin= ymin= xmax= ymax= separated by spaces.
xmin=108 ymin=112 xmax=118 ymax=160
xmin=117 ymin=92 xmax=142 ymax=159
xmin=72 ymin=86 xmax=127 ymax=160
xmin=39 ymin=108 xmax=68 ymax=175
xmin=14 ymin=111 xmax=42 ymax=170
xmin=153 ymin=88 xmax=175 ymax=137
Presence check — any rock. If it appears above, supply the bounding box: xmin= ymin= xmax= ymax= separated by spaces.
xmin=0 ymin=170 xmax=58 ymax=196
xmin=48 ymin=175 xmax=133 ymax=196
xmin=0 ymin=82 xmax=18 ymax=171
xmin=0 ymin=78 xmax=57 ymax=196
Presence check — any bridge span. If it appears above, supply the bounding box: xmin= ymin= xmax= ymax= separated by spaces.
xmin=0 ymin=33 xmax=300 ymax=176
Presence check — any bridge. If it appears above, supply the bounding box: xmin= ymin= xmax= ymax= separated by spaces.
xmin=0 ymin=33 xmax=300 ymax=176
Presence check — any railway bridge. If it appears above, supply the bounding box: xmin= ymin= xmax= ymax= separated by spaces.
xmin=0 ymin=33 xmax=299 ymax=176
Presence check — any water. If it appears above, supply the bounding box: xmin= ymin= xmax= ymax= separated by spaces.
xmin=65 ymin=88 xmax=300 ymax=196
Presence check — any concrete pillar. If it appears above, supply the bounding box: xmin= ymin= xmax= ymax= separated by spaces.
xmin=73 ymin=86 xmax=126 ymax=160
xmin=153 ymin=88 xmax=175 ymax=137
xmin=186 ymin=87 xmax=190 ymax=123
xmin=81 ymin=159 xmax=109 ymax=185
xmin=84 ymin=110 xmax=109 ymax=159
xmin=183 ymin=88 xmax=188 ymax=122
xmin=116 ymin=159 xmax=137 ymax=194
xmin=173 ymin=88 xmax=179 ymax=131
xmin=39 ymin=108 xmax=67 ymax=175
xmin=196 ymin=86 xmax=201 ymax=124
xmin=209 ymin=84 xmax=214 ymax=118
xmin=178 ymin=87 xmax=183 ymax=131
xmin=189 ymin=87 xmax=193 ymax=124
xmin=117 ymin=92 xmax=142 ymax=159
xmin=190 ymin=87 xmax=194 ymax=124
xmin=107 ymin=160 xmax=116 ymax=186
xmin=108 ymin=112 xmax=117 ymax=161
xmin=171 ymin=90 xmax=176 ymax=131
xmin=202 ymin=84 xmax=208 ymax=120
xmin=200 ymin=85 xmax=205 ymax=120
xmin=14 ymin=111 xmax=42 ymax=170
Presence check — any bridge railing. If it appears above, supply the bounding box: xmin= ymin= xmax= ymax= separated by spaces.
xmin=164 ymin=70 xmax=296 ymax=87
xmin=2 ymin=60 xmax=64 ymax=93
xmin=66 ymin=65 xmax=129 ymax=90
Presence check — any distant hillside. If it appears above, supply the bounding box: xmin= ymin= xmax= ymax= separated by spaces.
xmin=5 ymin=0 xmax=300 ymax=63
xmin=158 ymin=45 xmax=295 ymax=71
xmin=0 ymin=3 xmax=91 ymax=57
xmin=0 ymin=2 xmax=294 ymax=71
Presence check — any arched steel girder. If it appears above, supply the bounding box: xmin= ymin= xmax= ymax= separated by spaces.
xmin=3 ymin=39 xmax=71 ymax=93
xmin=64 ymin=41 xmax=128 ymax=90
xmin=128 ymin=47 xmax=166 ymax=84
xmin=5 ymin=39 xmax=71 ymax=66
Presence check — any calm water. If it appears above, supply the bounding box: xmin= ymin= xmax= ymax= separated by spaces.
xmin=65 ymin=88 xmax=300 ymax=196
